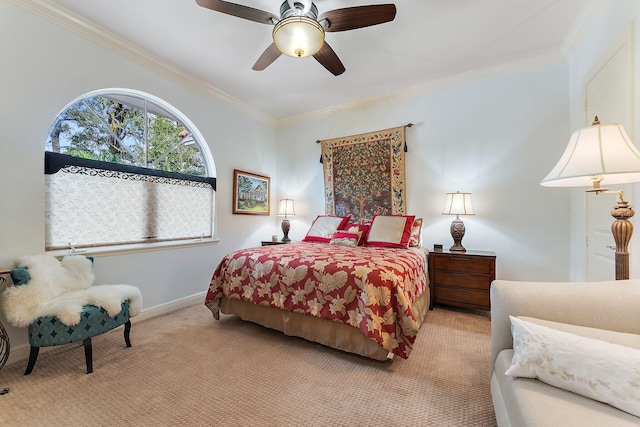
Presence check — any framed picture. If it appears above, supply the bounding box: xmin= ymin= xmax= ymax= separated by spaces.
xmin=233 ymin=169 xmax=270 ymax=215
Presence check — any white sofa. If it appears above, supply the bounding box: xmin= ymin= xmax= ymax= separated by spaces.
xmin=490 ymin=279 xmax=640 ymax=427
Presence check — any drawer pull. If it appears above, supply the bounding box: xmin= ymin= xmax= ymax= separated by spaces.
xmin=450 ymin=257 xmax=469 ymax=261
xmin=452 ymin=272 xmax=471 ymax=277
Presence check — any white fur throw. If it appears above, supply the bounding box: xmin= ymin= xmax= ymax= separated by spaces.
xmin=0 ymin=255 xmax=142 ymax=328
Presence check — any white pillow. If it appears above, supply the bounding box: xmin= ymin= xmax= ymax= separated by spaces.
xmin=506 ymin=316 xmax=640 ymax=417
xmin=365 ymin=215 xmax=415 ymax=248
xmin=518 ymin=316 xmax=640 ymax=350
xmin=302 ymin=215 xmax=350 ymax=243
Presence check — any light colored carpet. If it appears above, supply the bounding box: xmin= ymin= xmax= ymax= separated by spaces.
xmin=0 ymin=304 xmax=496 ymax=426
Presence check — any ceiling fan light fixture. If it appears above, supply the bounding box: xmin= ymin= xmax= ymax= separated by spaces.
xmin=273 ymin=16 xmax=324 ymax=58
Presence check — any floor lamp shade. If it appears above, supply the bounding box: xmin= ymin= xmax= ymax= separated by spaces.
xmin=541 ymin=120 xmax=640 ymax=188
xmin=541 ymin=117 xmax=640 ymax=280
xmin=443 ymin=192 xmax=475 ymax=252
xmin=277 ymin=199 xmax=295 ymax=242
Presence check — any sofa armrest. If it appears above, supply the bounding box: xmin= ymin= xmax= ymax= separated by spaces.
xmin=490 ymin=279 xmax=640 ymax=371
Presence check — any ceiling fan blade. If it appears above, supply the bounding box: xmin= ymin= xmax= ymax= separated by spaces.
xmin=313 ymin=42 xmax=345 ymax=76
xmin=252 ymin=43 xmax=282 ymax=71
xmin=195 ymin=0 xmax=278 ymax=25
xmin=320 ymin=4 xmax=396 ymax=32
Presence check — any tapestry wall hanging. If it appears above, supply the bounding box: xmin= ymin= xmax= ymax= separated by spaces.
xmin=319 ymin=126 xmax=407 ymax=222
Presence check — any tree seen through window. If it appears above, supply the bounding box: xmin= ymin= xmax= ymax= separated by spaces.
xmin=46 ymin=95 xmax=205 ymax=176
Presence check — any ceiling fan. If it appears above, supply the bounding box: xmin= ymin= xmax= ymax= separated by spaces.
xmin=195 ymin=0 xmax=397 ymax=76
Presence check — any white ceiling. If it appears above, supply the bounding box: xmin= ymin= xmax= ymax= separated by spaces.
xmin=49 ymin=0 xmax=587 ymax=120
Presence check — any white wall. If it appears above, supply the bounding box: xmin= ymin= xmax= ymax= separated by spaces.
xmin=276 ymin=64 xmax=573 ymax=283
xmin=0 ymin=2 xmax=278 ymax=353
xmin=566 ymin=0 xmax=640 ymax=280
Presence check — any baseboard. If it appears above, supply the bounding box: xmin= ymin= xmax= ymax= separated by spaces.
xmin=4 ymin=291 xmax=207 ymax=368
xmin=130 ymin=291 xmax=206 ymax=324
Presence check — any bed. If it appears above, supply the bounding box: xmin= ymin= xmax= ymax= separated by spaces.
xmin=205 ymin=216 xmax=430 ymax=360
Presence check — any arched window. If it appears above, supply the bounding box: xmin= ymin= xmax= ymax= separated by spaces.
xmin=45 ymin=89 xmax=216 ymax=252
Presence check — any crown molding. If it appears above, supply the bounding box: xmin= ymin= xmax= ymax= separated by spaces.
xmin=561 ymin=0 xmax=611 ymax=57
xmin=7 ymin=0 xmax=277 ymax=127
xmin=276 ymin=50 xmax=568 ymax=128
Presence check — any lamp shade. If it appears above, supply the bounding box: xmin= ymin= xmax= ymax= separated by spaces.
xmin=278 ymin=199 xmax=296 ymax=217
xmin=273 ymin=16 xmax=325 ymax=58
xmin=443 ymin=192 xmax=475 ymax=216
xmin=541 ymin=120 xmax=640 ymax=188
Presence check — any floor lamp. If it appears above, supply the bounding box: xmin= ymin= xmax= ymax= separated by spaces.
xmin=541 ymin=116 xmax=640 ymax=280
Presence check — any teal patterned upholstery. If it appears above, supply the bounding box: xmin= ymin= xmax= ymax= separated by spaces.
xmin=28 ymin=301 xmax=130 ymax=347
xmin=10 ymin=258 xmax=135 ymax=375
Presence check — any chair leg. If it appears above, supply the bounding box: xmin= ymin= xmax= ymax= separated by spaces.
xmin=124 ymin=320 xmax=132 ymax=347
xmin=83 ymin=338 xmax=93 ymax=374
xmin=24 ymin=346 xmax=39 ymax=375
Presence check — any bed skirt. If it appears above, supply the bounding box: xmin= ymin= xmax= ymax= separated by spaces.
xmin=219 ymin=287 xmax=431 ymax=361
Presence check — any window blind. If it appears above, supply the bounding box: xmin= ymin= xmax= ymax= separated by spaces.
xmin=45 ymin=152 xmax=216 ymax=251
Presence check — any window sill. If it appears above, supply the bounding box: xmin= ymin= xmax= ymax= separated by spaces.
xmin=46 ymin=238 xmax=220 ymax=257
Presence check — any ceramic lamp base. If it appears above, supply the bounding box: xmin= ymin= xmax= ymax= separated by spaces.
xmin=281 ymin=218 xmax=291 ymax=242
xmin=449 ymin=218 xmax=466 ymax=252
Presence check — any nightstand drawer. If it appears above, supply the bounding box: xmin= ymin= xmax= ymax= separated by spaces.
xmin=434 ymin=287 xmax=490 ymax=308
xmin=436 ymin=255 xmax=493 ymax=275
xmin=434 ymin=270 xmax=492 ymax=291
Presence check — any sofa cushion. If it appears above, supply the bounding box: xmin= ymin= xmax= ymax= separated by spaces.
xmin=493 ymin=349 xmax=640 ymax=426
xmin=505 ymin=316 xmax=640 ymax=418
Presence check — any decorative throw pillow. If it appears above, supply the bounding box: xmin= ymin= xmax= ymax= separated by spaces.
xmin=506 ymin=316 xmax=640 ymax=417
xmin=344 ymin=224 xmax=370 ymax=246
xmin=303 ymin=215 xmax=351 ymax=243
xmin=518 ymin=316 xmax=640 ymax=350
xmin=329 ymin=231 xmax=360 ymax=247
xmin=408 ymin=218 xmax=423 ymax=247
xmin=365 ymin=215 xmax=415 ymax=248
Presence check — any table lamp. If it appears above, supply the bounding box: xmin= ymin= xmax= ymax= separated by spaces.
xmin=278 ymin=199 xmax=296 ymax=242
xmin=541 ymin=116 xmax=640 ymax=280
xmin=442 ymin=191 xmax=475 ymax=252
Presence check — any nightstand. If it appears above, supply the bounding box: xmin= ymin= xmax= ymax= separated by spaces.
xmin=261 ymin=241 xmax=290 ymax=246
xmin=428 ymin=250 xmax=496 ymax=311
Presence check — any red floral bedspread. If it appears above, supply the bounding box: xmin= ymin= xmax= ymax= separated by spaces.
xmin=205 ymin=242 xmax=428 ymax=359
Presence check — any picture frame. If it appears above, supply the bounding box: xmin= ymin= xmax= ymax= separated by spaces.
xmin=233 ymin=169 xmax=270 ymax=215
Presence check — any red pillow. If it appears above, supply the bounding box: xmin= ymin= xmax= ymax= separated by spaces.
xmin=344 ymin=223 xmax=370 ymax=246
xmin=408 ymin=218 xmax=423 ymax=247
xmin=365 ymin=215 xmax=415 ymax=248
xmin=303 ymin=215 xmax=351 ymax=243
xmin=329 ymin=231 xmax=360 ymax=247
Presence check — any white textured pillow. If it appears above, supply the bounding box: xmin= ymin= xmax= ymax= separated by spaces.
xmin=506 ymin=316 xmax=640 ymax=417
xmin=518 ymin=316 xmax=640 ymax=350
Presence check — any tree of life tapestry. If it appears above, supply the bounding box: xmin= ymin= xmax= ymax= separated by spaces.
xmin=320 ymin=126 xmax=406 ymax=222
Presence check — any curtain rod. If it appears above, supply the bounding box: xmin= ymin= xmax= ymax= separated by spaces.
xmin=315 ymin=123 xmax=414 ymax=143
